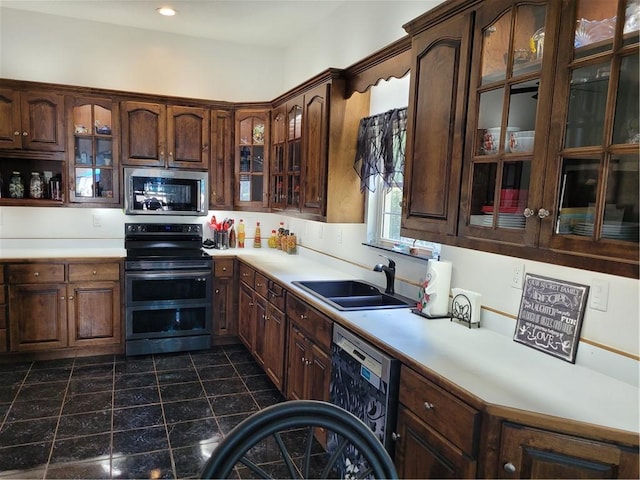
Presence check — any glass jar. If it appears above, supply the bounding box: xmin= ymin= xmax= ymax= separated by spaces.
xmin=29 ymin=172 xmax=44 ymax=199
xmin=9 ymin=171 xmax=24 ymax=199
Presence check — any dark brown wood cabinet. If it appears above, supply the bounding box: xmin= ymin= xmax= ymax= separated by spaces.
xmin=6 ymin=260 xmax=122 ymax=352
xmin=402 ymin=0 xmax=639 ymax=278
xmin=0 ymin=88 xmax=65 ymax=152
xmin=212 ymin=258 xmax=237 ymax=339
xmin=210 ymin=109 xmax=234 ymax=208
xmin=285 ymin=294 xmax=332 ymax=403
xmin=0 ymin=265 xmax=6 ymax=352
xmin=238 ymin=265 xmax=256 ymax=350
xmin=394 ymin=365 xmax=480 ymax=479
xmin=121 ymin=101 xmax=209 ymax=169
xmin=234 ymin=109 xmax=270 ymax=209
xmin=495 ymin=423 xmax=639 ymax=479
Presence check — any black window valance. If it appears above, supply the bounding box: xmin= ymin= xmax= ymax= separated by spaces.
xmin=353 ymin=107 xmax=407 ymax=192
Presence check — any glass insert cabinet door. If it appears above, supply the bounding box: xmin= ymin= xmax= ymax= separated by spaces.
xmin=235 ymin=111 xmax=268 ymax=208
xmin=542 ymin=0 xmax=639 ymax=259
xmin=68 ymin=98 xmax=118 ymax=203
xmin=465 ymin=2 xmax=548 ymax=239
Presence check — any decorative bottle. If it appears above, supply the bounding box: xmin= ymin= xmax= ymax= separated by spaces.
xmin=9 ymin=171 xmax=24 ymax=199
xmin=254 ymin=221 xmax=262 ymax=248
xmin=237 ymin=219 xmax=245 ymax=248
xmin=30 ymin=172 xmax=44 ymax=199
xmin=229 ymin=221 xmax=236 ymax=248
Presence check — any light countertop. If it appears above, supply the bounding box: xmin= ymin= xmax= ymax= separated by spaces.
xmin=2 ymin=246 xmax=638 ymax=436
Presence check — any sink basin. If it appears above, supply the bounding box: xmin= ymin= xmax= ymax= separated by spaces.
xmin=292 ymin=280 xmax=413 ymax=311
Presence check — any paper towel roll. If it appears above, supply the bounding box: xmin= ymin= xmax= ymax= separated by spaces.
xmin=420 ymin=260 xmax=452 ymax=317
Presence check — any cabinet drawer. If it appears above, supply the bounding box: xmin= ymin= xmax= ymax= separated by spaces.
xmin=286 ymin=294 xmax=332 ymax=350
xmin=255 ymin=272 xmax=269 ymax=298
xmin=214 ymin=259 xmax=234 ymax=278
xmin=68 ymin=262 xmax=120 ymax=282
xmin=399 ymin=365 xmax=480 ymax=456
xmin=266 ymin=280 xmax=286 ymax=312
xmin=0 ymin=306 xmax=5 ymax=329
xmin=239 ymin=263 xmax=255 ymax=288
xmin=0 ymin=286 xmax=4 ymax=304
xmin=8 ymin=264 xmax=65 ymax=283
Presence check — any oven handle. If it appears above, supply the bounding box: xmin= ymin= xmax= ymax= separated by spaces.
xmin=125 ymin=270 xmax=212 ymax=281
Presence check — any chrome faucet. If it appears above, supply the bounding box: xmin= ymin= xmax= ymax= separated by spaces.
xmin=373 ymin=255 xmax=396 ymax=295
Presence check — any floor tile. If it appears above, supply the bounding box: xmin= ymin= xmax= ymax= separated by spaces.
xmin=56 ymin=410 xmax=112 ymax=439
xmin=67 ymin=376 xmax=113 ymax=395
xmin=24 ymin=368 xmax=71 ymax=384
xmin=112 ymin=426 xmax=169 ymax=456
xmin=234 ymin=362 xmax=265 ymax=376
xmin=202 ymin=377 xmax=248 ymax=397
xmin=73 ymin=354 xmax=115 ymax=367
xmin=172 ymin=444 xmax=215 ymax=479
xmin=216 ymin=413 xmax=253 ymax=435
xmin=0 ymin=371 xmax=28 ymax=388
xmin=63 ymin=391 xmax=113 ymax=415
xmin=156 ymin=368 xmax=200 ymax=385
xmin=160 ymin=381 xmax=205 ymax=403
xmin=50 ymin=433 xmax=111 ymax=464
xmin=45 ymin=459 xmax=111 ymax=479
xmin=16 ymin=383 xmax=67 ymax=403
xmin=114 ymin=358 xmax=155 ymax=375
xmin=114 ymin=372 xmax=157 ymax=390
xmin=0 ymin=386 xmax=18 ymax=404
xmin=243 ymin=374 xmax=277 ymax=392
xmin=154 ymin=354 xmax=194 ymax=371
xmin=253 ymin=390 xmax=286 ymax=409
xmin=167 ymin=417 xmax=221 ymax=449
xmin=225 ymin=349 xmax=255 ymax=364
xmin=163 ymin=398 xmax=213 ymax=424
xmin=210 ymin=393 xmax=259 ymax=416
xmin=0 ymin=442 xmax=51 ymax=473
xmin=71 ymin=364 xmax=114 ymax=379
xmin=0 ymin=418 xmax=58 ymax=447
xmin=111 ymin=450 xmax=175 ymax=480
xmin=113 ymin=404 xmax=164 ymax=431
xmin=5 ymin=397 xmax=62 ymax=422
xmin=31 ymin=358 xmax=74 ymax=370
xmin=196 ymin=364 xmax=238 ymax=381
xmin=113 ymin=386 xmax=159 ymax=408
xmin=190 ymin=351 xmax=230 ymax=367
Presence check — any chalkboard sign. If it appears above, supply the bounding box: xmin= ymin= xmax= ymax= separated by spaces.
xmin=514 ymin=274 xmax=589 ymax=363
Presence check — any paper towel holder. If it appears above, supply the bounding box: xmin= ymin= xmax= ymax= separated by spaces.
xmin=450 ymin=292 xmax=480 ymax=329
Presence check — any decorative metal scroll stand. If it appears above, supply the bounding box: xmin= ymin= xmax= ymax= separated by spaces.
xmin=450 ymin=293 xmax=480 ymax=329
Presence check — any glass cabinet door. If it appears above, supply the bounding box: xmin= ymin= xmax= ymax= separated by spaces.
xmin=69 ymin=98 xmax=118 ymax=203
xmin=235 ymin=112 xmax=268 ymax=207
xmin=466 ymin=2 xmax=548 ymax=237
xmin=287 ymin=104 xmax=302 ymax=210
xmin=270 ymin=109 xmax=286 ymax=209
xmin=542 ymin=0 xmax=639 ymax=260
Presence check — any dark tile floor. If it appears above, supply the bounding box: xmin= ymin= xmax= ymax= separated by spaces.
xmin=0 ymin=344 xmax=287 ymax=479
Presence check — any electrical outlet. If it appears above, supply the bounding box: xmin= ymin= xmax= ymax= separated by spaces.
xmin=92 ymin=214 xmax=102 ymax=227
xmin=511 ymin=264 xmax=525 ymax=289
xmin=589 ymin=279 xmax=609 ymax=312
xmin=337 ymin=229 xmax=343 ymax=244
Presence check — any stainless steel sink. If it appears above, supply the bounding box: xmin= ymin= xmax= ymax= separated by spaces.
xmin=292 ymin=280 xmax=413 ymax=311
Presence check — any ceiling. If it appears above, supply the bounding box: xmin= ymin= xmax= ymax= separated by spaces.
xmin=0 ymin=0 xmax=349 ymax=48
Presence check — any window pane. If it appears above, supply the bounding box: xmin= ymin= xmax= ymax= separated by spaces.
xmin=613 ymin=54 xmax=639 ymax=144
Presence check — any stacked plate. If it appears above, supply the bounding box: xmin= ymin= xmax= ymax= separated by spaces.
xmin=573 ymin=222 xmax=639 ymax=241
xmin=470 ymin=213 xmax=525 ymax=229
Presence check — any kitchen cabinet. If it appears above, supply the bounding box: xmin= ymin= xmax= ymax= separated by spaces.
xmin=271 ymin=71 xmax=370 ymax=222
xmin=394 ymin=365 xmax=480 ymax=479
xmin=0 ymin=88 xmax=65 ymax=152
xmin=0 ymin=265 xmax=7 ymax=352
xmin=238 ymin=263 xmax=256 ymax=350
xmin=210 ymin=109 xmax=233 ymax=209
xmin=493 ymin=422 xmax=639 ymax=479
xmin=6 ymin=260 xmax=122 ymax=352
xmin=212 ymin=258 xmax=237 ymax=340
xmin=234 ymin=109 xmax=269 ymax=210
xmin=66 ymin=95 xmax=120 ymax=204
xmin=285 ymin=293 xmax=332 ymax=403
xmin=402 ymin=0 xmax=639 ymax=277
xmin=121 ymin=101 xmax=209 ymax=169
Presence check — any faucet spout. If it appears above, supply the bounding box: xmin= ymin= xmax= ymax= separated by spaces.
xmin=373 ymin=255 xmax=396 ymax=295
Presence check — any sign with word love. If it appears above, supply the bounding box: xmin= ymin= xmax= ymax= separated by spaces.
xmin=514 ymin=274 xmax=589 ymax=363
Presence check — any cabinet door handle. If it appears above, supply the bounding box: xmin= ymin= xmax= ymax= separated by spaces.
xmin=248 ymin=302 xmax=254 ymax=307
xmin=537 ymin=208 xmax=550 ymax=219
xmin=523 ymin=207 xmax=535 ymax=218
xmin=92 ymin=270 xmax=97 ymax=275
xmin=222 ymin=267 xmax=227 ymax=272
xmin=423 ymin=401 xmax=434 ymax=410
xmin=503 ymin=462 xmax=516 ymax=473
xmin=22 ymin=131 xmax=28 ymax=136
xmin=215 ymin=289 xmax=220 ymax=294
xmin=13 ymin=131 xmax=20 ymax=136
xmin=33 ymin=272 xmax=39 ymax=277
xmin=256 ymin=282 xmax=263 ymax=288
xmin=68 ymin=296 xmax=74 ymax=300
xmin=300 ymin=314 xmax=308 ymax=320
xmin=391 ymin=432 xmax=400 ymax=441
xmin=301 ymin=356 xmax=307 ymax=364
xmin=60 ymin=296 xmax=66 ymax=300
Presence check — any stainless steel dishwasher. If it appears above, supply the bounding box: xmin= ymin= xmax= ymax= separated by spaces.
xmin=329 ymin=324 xmax=400 ymax=478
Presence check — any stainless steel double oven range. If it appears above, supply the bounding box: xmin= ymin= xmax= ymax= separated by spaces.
xmin=124 ymin=222 xmax=212 ymax=356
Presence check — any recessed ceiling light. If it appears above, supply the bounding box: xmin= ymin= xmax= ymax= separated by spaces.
xmin=157 ymin=6 xmax=177 ymax=16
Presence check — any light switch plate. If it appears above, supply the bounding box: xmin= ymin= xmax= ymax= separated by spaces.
xmin=590 ymin=279 xmax=609 ymax=312
xmin=511 ymin=264 xmax=525 ymax=289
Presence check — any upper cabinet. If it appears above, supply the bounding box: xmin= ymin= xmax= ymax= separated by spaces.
xmin=234 ymin=109 xmax=269 ymax=210
xmin=271 ymin=70 xmax=370 ymax=222
xmin=0 ymin=88 xmax=65 ymax=153
xmin=66 ymin=96 xmax=120 ymax=204
xmin=121 ymin=101 xmax=209 ymax=169
xmin=209 ymin=109 xmax=234 ymax=209
xmin=403 ymin=0 xmax=639 ymax=277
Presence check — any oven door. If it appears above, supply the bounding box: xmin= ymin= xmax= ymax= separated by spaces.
xmin=125 ymin=269 xmax=212 ymax=354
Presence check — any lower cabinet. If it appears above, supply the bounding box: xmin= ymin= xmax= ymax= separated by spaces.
xmin=0 ymin=265 xmax=8 ymax=352
xmin=394 ymin=365 xmax=480 ymax=479
xmin=285 ymin=294 xmax=332 ymax=403
xmin=6 ymin=260 xmax=122 ymax=352
xmin=495 ymin=423 xmax=639 ymax=479
xmin=212 ymin=258 xmax=237 ymax=339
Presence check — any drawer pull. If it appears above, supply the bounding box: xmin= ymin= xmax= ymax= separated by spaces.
xmin=92 ymin=270 xmax=97 ymax=275
xmin=256 ymin=282 xmax=263 ymax=288
xmin=215 ymin=289 xmax=220 ymax=294
xmin=300 ymin=314 xmax=308 ymax=320
xmin=249 ymin=302 xmax=254 ymax=307
xmin=423 ymin=401 xmax=434 ymax=410
xmin=391 ymin=432 xmax=400 ymax=441
xmin=503 ymin=462 xmax=516 ymax=473
xmin=222 ymin=267 xmax=227 ymax=272
xmin=33 ymin=272 xmax=39 ymax=277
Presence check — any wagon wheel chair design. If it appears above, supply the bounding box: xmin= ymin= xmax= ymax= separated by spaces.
xmin=200 ymin=399 xmax=398 ymax=479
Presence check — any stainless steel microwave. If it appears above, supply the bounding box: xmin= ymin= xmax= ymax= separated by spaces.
xmin=124 ymin=167 xmax=208 ymax=216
